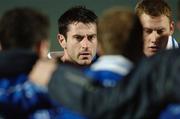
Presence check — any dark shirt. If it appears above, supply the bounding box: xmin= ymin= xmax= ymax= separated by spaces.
xmin=48 ymin=49 xmax=180 ymax=119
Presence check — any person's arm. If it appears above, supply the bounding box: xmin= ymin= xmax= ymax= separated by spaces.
xmin=48 ymin=50 xmax=180 ymax=119
xmin=0 ymin=77 xmax=56 ymax=117
xmin=47 ymin=64 xmax=140 ymax=119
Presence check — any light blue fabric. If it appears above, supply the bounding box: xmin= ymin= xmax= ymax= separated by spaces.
xmin=85 ymin=55 xmax=133 ymax=87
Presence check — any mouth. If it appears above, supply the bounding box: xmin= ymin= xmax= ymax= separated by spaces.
xmin=149 ymin=46 xmax=160 ymax=52
xmin=79 ymin=52 xmax=91 ymax=55
xmin=79 ymin=52 xmax=91 ymax=59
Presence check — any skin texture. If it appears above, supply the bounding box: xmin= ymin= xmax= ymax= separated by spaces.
xmin=58 ymin=22 xmax=97 ymax=65
xmin=140 ymin=13 xmax=174 ymax=57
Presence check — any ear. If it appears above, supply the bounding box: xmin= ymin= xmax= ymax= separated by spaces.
xmin=170 ymin=21 xmax=175 ymax=35
xmin=57 ymin=34 xmax=67 ymax=49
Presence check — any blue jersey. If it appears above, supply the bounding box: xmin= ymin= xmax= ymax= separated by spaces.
xmin=0 ymin=73 xmax=57 ymax=119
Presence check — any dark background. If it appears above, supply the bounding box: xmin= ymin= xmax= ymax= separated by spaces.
xmin=0 ymin=0 xmax=179 ymax=51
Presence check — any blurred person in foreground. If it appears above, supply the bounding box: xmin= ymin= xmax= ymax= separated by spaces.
xmin=0 ymin=7 xmax=57 ymax=119
xmin=83 ymin=7 xmax=143 ymax=88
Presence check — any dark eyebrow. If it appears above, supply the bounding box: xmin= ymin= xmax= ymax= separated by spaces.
xmin=143 ymin=27 xmax=165 ymax=31
xmin=87 ymin=34 xmax=97 ymax=36
xmin=156 ymin=27 xmax=165 ymax=30
xmin=72 ymin=34 xmax=83 ymax=37
xmin=73 ymin=34 xmax=97 ymax=37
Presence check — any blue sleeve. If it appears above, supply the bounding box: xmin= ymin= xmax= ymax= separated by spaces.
xmin=0 ymin=74 xmax=55 ymax=116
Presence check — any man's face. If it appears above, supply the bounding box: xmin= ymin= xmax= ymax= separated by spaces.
xmin=140 ymin=13 xmax=174 ymax=57
xmin=64 ymin=22 xmax=97 ymax=65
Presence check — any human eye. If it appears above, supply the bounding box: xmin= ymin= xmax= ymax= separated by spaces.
xmin=157 ymin=29 xmax=164 ymax=35
xmin=87 ymin=34 xmax=97 ymax=41
xmin=74 ymin=35 xmax=83 ymax=42
xmin=143 ymin=28 xmax=152 ymax=34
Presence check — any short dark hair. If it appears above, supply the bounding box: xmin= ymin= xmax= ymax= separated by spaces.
xmin=0 ymin=7 xmax=50 ymax=50
xmin=58 ymin=6 xmax=97 ymax=38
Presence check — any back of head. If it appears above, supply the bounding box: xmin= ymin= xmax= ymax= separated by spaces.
xmin=0 ymin=7 xmax=50 ymax=50
xmin=58 ymin=6 xmax=97 ymax=38
xmin=135 ymin=0 xmax=172 ymax=21
xmin=98 ymin=7 xmax=143 ymax=63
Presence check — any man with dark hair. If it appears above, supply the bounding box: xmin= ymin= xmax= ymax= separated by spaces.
xmin=57 ymin=6 xmax=98 ymax=65
xmin=135 ymin=0 xmax=178 ymax=57
xmin=0 ymin=7 xmax=57 ymax=118
xmin=51 ymin=6 xmax=98 ymax=119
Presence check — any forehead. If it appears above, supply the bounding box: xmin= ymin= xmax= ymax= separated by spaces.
xmin=140 ymin=13 xmax=170 ymax=28
xmin=67 ymin=22 xmax=97 ymax=35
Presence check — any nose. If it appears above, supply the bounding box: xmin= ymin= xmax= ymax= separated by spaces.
xmin=151 ymin=31 xmax=159 ymax=43
xmin=81 ymin=38 xmax=90 ymax=49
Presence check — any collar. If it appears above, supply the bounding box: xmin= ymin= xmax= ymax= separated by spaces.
xmin=90 ymin=55 xmax=133 ymax=75
xmin=0 ymin=49 xmax=38 ymax=77
xmin=166 ymin=36 xmax=179 ymax=49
